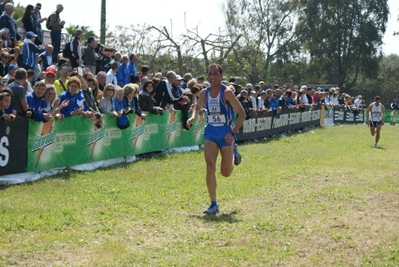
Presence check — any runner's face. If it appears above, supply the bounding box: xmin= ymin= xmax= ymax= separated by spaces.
xmin=207 ymin=66 xmax=223 ymax=87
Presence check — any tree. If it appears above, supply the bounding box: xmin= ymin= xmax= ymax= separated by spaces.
xmin=297 ymin=0 xmax=389 ymax=90
xmin=224 ymin=0 xmax=300 ymax=83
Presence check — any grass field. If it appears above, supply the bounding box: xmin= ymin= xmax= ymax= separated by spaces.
xmin=1 ymin=124 xmax=399 ymax=266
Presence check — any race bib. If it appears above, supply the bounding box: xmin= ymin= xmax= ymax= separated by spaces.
xmin=207 ymin=113 xmax=226 ymax=126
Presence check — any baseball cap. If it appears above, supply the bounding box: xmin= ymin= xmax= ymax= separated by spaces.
xmin=45 ymin=67 xmax=57 ymax=76
xmin=8 ymin=64 xmax=18 ymax=71
xmin=26 ymin=31 xmax=38 ymax=39
xmin=175 ymin=75 xmax=184 ymax=81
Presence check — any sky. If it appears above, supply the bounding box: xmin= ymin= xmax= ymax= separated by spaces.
xmin=15 ymin=0 xmax=399 ymax=55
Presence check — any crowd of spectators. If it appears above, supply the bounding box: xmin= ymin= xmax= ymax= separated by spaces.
xmin=0 ymin=2 xmax=368 ymax=130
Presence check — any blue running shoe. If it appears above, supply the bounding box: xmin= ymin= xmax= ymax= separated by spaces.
xmin=204 ymin=205 xmax=219 ymax=215
xmin=234 ymin=143 xmax=241 ymax=166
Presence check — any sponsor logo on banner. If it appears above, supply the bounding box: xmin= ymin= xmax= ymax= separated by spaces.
xmin=272 ymin=114 xmax=289 ymax=128
xmin=131 ymin=116 xmax=144 ymax=149
xmin=87 ymin=126 xmax=106 ymax=159
xmin=0 ymin=126 xmax=10 ymax=167
xmin=166 ymin=112 xmax=177 ymax=144
xmin=32 ymin=121 xmax=55 ymax=166
xmin=242 ymin=117 xmax=273 ymax=133
xmin=194 ymin=114 xmax=206 ymax=142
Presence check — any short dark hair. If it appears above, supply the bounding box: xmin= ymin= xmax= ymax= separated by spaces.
xmin=111 ymin=61 xmax=119 ymax=70
xmin=207 ymin=63 xmax=223 ymax=74
xmin=27 ymin=69 xmax=35 ymax=78
xmin=129 ymin=54 xmax=136 ymax=60
xmin=87 ymin=36 xmax=95 ymax=44
xmin=14 ymin=68 xmax=27 ymax=80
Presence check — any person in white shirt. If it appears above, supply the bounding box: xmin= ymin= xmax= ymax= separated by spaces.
xmin=105 ymin=61 xmax=119 ymax=87
xmin=366 ymin=96 xmax=385 ymax=147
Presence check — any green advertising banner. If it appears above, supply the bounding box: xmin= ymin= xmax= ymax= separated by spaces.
xmin=27 ymin=111 xmax=205 ymax=172
xmin=384 ymin=110 xmax=399 ymax=124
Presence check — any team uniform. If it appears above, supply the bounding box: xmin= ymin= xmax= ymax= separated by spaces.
xmin=204 ymin=85 xmax=235 ymax=147
xmin=369 ymin=102 xmax=383 ymax=127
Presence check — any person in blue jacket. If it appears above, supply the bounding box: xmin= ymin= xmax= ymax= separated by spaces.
xmin=25 ymin=80 xmax=51 ymax=122
xmin=22 ymin=31 xmax=46 ymax=70
xmin=58 ymin=75 xmax=93 ymax=119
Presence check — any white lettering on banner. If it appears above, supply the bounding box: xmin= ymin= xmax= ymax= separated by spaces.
xmin=257 ymin=117 xmax=272 ymax=131
xmin=273 ymin=114 xmax=289 ymax=128
xmin=301 ymin=111 xmax=311 ymax=122
xmin=289 ymin=113 xmax=301 ymax=124
xmin=243 ymin=118 xmax=256 ymax=133
xmin=0 ymin=136 xmax=9 ymax=167
xmin=335 ymin=110 xmax=344 ymax=120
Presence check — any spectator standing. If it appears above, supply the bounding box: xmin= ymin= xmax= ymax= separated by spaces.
xmin=96 ymin=71 xmax=106 ymax=91
xmin=3 ymin=63 xmax=16 ymax=85
xmin=389 ymin=99 xmax=398 ymax=125
xmin=49 ymin=4 xmax=65 ymax=63
xmin=0 ymin=0 xmax=11 ymax=15
xmin=58 ymin=75 xmax=92 ymax=118
xmin=127 ymin=54 xmax=137 ymax=76
xmin=9 ymin=68 xmax=32 ymax=116
xmin=0 ymin=3 xmax=20 ymax=46
xmin=32 ymin=3 xmax=46 ymax=42
xmin=105 ymin=61 xmax=118 ymax=87
xmin=83 ymin=36 xmax=98 ymax=74
xmin=69 ymin=29 xmax=82 ymax=68
xmin=22 ymin=5 xmax=42 ymax=46
xmin=22 ymin=31 xmax=45 ymax=70
xmin=26 ymin=81 xmax=51 ymax=122
xmin=99 ymin=84 xmax=117 ymax=117
xmin=39 ymin=44 xmax=53 ymax=71
xmin=53 ymin=63 xmax=70 ymax=95
xmin=138 ymin=80 xmax=163 ymax=115
xmin=0 ymin=51 xmax=8 ymax=77
xmin=116 ymin=55 xmax=129 ymax=87
xmin=154 ymin=71 xmax=181 ymax=109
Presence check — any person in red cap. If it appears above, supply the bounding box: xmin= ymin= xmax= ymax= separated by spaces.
xmin=43 ymin=66 xmax=56 ymax=85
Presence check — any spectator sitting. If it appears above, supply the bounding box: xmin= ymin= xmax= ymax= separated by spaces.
xmin=138 ymin=80 xmax=163 ymax=115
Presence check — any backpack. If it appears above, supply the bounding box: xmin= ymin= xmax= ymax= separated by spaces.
xmin=46 ymin=14 xmax=53 ymax=30
xmin=62 ymin=42 xmax=72 ymax=58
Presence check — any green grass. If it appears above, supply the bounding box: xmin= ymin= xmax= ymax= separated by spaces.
xmin=1 ymin=124 xmax=399 ymax=266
